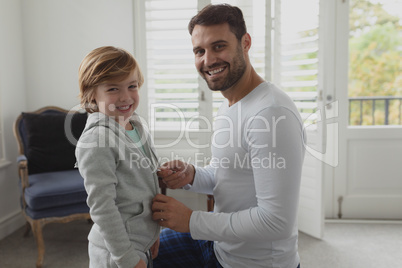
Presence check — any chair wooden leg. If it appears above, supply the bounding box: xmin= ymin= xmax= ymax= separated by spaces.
xmin=31 ymin=220 xmax=45 ymax=268
xmin=23 ymin=221 xmax=31 ymax=237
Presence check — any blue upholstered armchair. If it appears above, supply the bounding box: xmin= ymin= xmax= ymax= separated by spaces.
xmin=13 ymin=106 xmax=90 ymax=268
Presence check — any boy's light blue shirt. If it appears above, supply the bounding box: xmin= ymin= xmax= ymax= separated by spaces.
xmin=126 ymin=125 xmax=147 ymax=157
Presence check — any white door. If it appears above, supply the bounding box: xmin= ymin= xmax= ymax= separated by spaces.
xmin=333 ymin=0 xmax=402 ymax=220
xmin=274 ymin=0 xmax=334 ymax=239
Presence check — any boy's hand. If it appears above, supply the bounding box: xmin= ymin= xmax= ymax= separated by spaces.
xmin=150 ymin=237 xmax=160 ymax=259
xmin=134 ymin=259 xmax=146 ymax=268
xmin=157 ymin=160 xmax=195 ymax=189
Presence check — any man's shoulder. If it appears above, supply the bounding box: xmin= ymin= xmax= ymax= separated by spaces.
xmin=246 ymin=82 xmax=295 ymax=111
xmin=241 ymin=82 xmax=302 ymax=124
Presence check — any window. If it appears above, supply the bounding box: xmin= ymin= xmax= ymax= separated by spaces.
xmin=141 ymin=0 xmax=320 ymax=138
xmin=348 ymin=0 xmax=402 ymax=126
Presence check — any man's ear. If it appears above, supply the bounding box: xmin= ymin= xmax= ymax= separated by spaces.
xmin=242 ymin=33 xmax=252 ymax=52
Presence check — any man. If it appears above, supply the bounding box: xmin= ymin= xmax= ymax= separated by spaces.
xmin=152 ymin=4 xmax=305 ymax=268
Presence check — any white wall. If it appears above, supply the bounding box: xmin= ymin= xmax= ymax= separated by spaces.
xmin=0 ymin=0 xmax=136 ymax=239
xmin=22 ymin=0 xmax=135 ymax=111
xmin=0 ymin=0 xmax=28 ymax=239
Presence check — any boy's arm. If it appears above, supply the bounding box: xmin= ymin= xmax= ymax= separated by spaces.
xmin=76 ymin=133 xmax=141 ymax=267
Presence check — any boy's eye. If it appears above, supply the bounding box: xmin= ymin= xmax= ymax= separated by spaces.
xmin=129 ymin=84 xmax=138 ymax=89
xmin=107 ymin=88 xmax=118 ymax=92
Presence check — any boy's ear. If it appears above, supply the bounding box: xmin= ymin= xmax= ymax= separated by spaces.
xmin=91 ymin=90 xmax=97 ymax=104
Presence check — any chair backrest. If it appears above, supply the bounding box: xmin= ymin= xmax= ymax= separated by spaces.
xmin=14 ymin=106 xmax=87 ymax=175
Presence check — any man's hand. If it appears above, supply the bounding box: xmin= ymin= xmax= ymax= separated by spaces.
xmin=152 ymin=194 xmax=193 ymax=233
xmin=157 ymin=160 xmax=195 ymax=189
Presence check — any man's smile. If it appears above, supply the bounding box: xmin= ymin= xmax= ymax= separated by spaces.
xmin=207 ymin=67 xmax=226 ymax=76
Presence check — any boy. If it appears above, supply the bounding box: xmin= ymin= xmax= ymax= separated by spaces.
xmin=76 ymin=46 xmax=160 ymax=268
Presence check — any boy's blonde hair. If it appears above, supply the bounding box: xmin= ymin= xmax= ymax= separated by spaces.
xmin=78 ymin=46 xmax=144 ymax=113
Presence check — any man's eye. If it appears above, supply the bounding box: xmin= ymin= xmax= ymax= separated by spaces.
xmin=215 ymin=44 xmax=225 ymax=50
xmin=195 ymin=49 xmax=205 ymax=56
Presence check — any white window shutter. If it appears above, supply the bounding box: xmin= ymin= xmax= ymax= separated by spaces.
xmin=273 ymin=0 xmax=324 ymax=239
xmin=145 ymin=0 xmax=199 ymax=131
xmin=273 ymin=0 xmax=319 ymax=124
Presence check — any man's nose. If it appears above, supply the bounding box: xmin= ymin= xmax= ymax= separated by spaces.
xmin=204 ymin=50 xmax=216 ymax=68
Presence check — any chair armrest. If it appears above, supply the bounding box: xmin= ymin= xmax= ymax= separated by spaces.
xmin=17 ymin=155 xmax=29 ymax=189
xmin=17 ymin=155 xmax=27 ymax=163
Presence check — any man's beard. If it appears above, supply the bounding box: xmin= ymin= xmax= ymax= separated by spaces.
xmin=202 ymin=46 xmax=247 ymax=92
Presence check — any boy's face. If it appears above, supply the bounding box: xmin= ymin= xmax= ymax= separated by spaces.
xmin=94 ymin=70 xmax=140 ymax=130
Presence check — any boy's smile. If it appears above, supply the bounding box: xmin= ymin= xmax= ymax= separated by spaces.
xmin=94 ymin=70 xmax=140 ymax=130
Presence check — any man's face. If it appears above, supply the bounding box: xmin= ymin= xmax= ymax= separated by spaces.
xmin=191 ymin=23 xmax=247 ymax=92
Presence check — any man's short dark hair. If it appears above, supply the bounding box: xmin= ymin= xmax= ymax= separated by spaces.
xmin=188 ymin=4 xmax=247 ymax=41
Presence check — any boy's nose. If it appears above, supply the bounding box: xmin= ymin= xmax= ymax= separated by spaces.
xmin=119 ymin=89 xmax=130 ymax=101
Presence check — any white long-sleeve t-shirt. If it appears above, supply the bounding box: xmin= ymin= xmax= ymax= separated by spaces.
xmin=189 ymin=82 xmax=306 ymax=268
